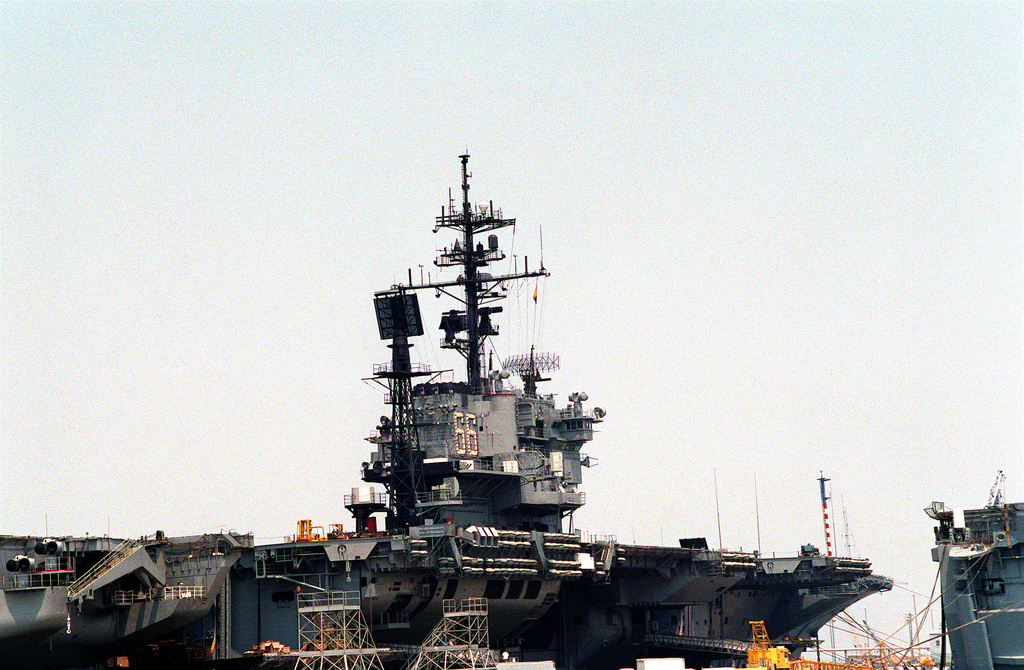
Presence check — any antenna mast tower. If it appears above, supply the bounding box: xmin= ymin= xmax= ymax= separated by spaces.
xmin=430 ymin=155 xmax=548 ymax=393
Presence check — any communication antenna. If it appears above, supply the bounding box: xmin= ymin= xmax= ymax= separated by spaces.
xmin=539 ymin=225 xmax=545 ymax=270
xmin=841 ymin=495 xmax=853 ymax=557
xmin=754 ymin=473 xmax=762 ymax=555
xmin=429 ymin=155 xmax=548 ymax=393
xmin=714 ymin=469 xmax=723 ymax=551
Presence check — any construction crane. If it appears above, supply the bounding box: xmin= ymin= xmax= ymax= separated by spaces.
xmin=860 ymin=619 xmax=891 ymax=670
xmin=748 ymin=619 xmax=877 ymax=669
xmin=747 ymin=621 xmax=793 ymax=668
xmin=987 ymin=470 xmax=1006 ymax=508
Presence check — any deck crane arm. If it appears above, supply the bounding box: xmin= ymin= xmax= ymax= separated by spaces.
xmin=987 ymin=470 xmax=1006 ymax=508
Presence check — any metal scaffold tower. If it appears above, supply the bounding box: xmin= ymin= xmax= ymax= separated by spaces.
xmin=290 ymin=591 xmax=386 ymax=670
xmin=405 ymin=598 xmax=498 ymax=670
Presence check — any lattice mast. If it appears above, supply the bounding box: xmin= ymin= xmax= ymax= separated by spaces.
xmin=372 ymin=290 xmax=432 ymax=528
xmin=292 ymin=591 xmax=386 ymax=670
xmin=432 ymin=155 xmax=548 ymax=394
xmin=987 ymin=469 xmax=1006 ymax=508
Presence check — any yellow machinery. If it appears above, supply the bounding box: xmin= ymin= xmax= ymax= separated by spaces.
xmin=295 ymin=519 xmax=325 ymax=542
xmin=295 ymin=520 xmax=349 ymax=541
xmin=747 ymin=620 xmax=793 ymax=668
xmin=746 ymin=621 xmax=873 ymax=670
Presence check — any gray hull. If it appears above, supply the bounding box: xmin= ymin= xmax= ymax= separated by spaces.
xmin=1 ymin=533 xmax=240 ymax=669
xmin=3 ymin=529 xmax=890 ymax=669
xmin=928 ymin=501 xmax=1024 ymax=670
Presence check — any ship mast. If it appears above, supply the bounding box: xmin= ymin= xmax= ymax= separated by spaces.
xmin=429 ymin=154 xmax=548 ymax=393
xmin=460 ymin=156 xmax=482 ymax=393
xmin=818 ymin=473 xmax=834 ymax=557
xmin=368 ymin=290 xmax=430 ymax=529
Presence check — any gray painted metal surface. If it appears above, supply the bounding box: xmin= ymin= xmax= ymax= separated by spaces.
xmin=928 ymin=501 xmax=1024 ymax=670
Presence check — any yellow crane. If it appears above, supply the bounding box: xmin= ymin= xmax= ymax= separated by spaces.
xmin=745 ymin=621 xmax=872 ymax=670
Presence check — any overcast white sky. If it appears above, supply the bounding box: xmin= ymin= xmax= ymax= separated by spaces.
xmin=3 ymin=0 xmax=1021 ymax=654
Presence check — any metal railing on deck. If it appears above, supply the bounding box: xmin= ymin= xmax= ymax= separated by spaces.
xmin=1 ymin=555 xmax=76 ymax=590
xmin=113 ymin=590 xmax=151 ymax=605
xmin=2 ymin=565 xmax=76 ymax=591
xmin=164 ymin=584 xmax=205 ymax=599
xmin=417 ymin=489 xmax=462 ymax=506
xmin=296 ymin=590 xmax=360 ymax=611
xmin=442 ymin=597 xmax=487 ymax=615
xmin=344 ymin=491 xmax=389 ymax=507
xmin=373 ymin=362 xmax=432 ymax=375
xmin=791 ymin=661 xmax=872 ymax=670
xmin=112 ymin=584 xmax=205 ymax=605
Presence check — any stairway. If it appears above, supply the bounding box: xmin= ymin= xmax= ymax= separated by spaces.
xmin=66 ymin=538 xmax=146 ymax=602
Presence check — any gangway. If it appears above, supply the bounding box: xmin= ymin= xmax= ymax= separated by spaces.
xmin=66 ymin=538 xmax=146 ymax=602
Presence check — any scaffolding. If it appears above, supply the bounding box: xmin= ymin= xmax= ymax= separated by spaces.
xmin=288 ymin=591 xmax=386 ymax=670
xmin=405 ymin=598 xmax=498 ymax=670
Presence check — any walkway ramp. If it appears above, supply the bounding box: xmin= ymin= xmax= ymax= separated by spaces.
xmin=67 ymin=539 xmax=164 ymax=603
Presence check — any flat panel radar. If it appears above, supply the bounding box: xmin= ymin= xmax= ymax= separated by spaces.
xmin=374 ymin=293 xmax=424 ymax=340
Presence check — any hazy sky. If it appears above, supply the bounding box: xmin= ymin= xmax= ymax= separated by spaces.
xmin=3 ymin=1 xmax=1021 ymax=653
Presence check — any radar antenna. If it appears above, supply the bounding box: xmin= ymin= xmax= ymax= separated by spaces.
xmin=503 ymin=347 xmax=559 ymax=397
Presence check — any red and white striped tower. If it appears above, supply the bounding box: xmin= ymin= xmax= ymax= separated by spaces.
xmin=818 ymin=473 xmax=833 ymax=557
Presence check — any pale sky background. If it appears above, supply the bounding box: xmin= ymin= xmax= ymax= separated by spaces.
xmin=2 ymin=0 xmax=1021 ymax=656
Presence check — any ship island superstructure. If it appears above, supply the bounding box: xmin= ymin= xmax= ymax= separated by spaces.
xmin=1 ymin=156 xmax=891 ymax=670
xmin=358 ymin=154 xmax=593 ymax=536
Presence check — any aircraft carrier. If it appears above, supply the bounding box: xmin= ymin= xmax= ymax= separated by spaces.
xmin=926 ymin=476 xmax=1024 ymax=670
xmin=1 ymin=156 xmax=892 ymax=669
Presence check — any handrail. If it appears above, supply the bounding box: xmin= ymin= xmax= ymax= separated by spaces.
xmin=67 ymin=538 xmax=146 ymax=601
